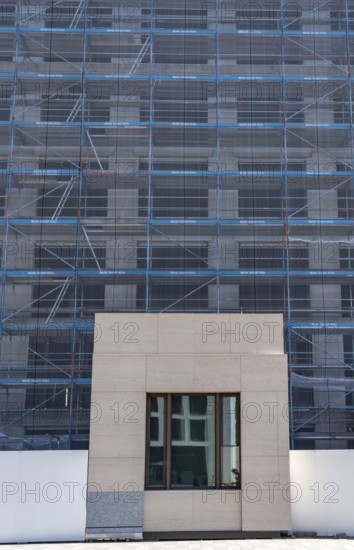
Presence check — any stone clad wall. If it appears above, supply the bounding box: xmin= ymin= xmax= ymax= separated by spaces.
xmin=87 ymin=313 xmax=290 ymax=539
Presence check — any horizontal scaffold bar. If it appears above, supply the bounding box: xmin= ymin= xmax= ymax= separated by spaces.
xmin=1 ymin=219 xmax=352 ymax=228
xmin=0 ymin=378 xmax=91 ymax=386
xmin=2 ymin=269 xmax=354 ymax=278
xmin=0 ymin=170 xmax=351 ymax=178
xmin=0 ymin=26 xmax=350 ymax=37
xmin=0 ymin=72 xmax=350 ymax=82
xmin=0 ymin=121 xmax=351 ymax=129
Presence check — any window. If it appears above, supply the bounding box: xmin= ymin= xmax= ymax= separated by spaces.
xmin=154 ymin=36 xmax=212 ymax=65
xmin=41 ymin=90 xmax=81 ymax=122
xmin=237 ymin=102 xmax=281 ymax=123
xmin=341 ymin=285 xmax=354 ymax=317
xmin=239 ymin=245 xmax=283 ymax=269
xmin=32 ymin=283 xmax=105 ymax=318
xmin=28 ymin=337 xmax=93 ymax=378
xmin=87 ymin=97 xmax=110 ymax=122
xmin=142 ymin=6 xmax=207 ymax=30
xmin=45 ymin=4 xmax=112 ymax=28
xmin=239 ymin=283 xmax=284 ymax=312
xmin=137 ymin=281 xmax=209 ymax=311
xmin=289 ymin=246 xmax=309 ymax=269
xmin=0 ymin=94 xmax=11 ymax=120
xmin=0 ymin=186 xmax=5 ymax=216
xmin=34 ymin=244 xmax=106 ymax=269
xmin=340 ymin=248 xmax=354 ymax=269
xmin=227 ymin=6 xmax=280 ymax=30
xmin=288 ymin=187 xmax=307 ymax=218
xmin=146 ymin=394 xmax=240 ymax=489
xmin=238 ymin=188 xmax=282 ymax=218
xmin=291 ymin=334 xmax=313 ymax=365
xmin=144 ymin=101 xmax=207 ymax=123
xmin=138 ymin=245 xmax=208 ymax=271
xmin=293 ymin=369 xmax=314 ymax=408
xmin=153 ymin=187 xmax=208 ymax=218
xmin=338 ymin=189 xmax=354 ymax=219
xmin=37 ymin=182 xmax=78 ymax=218
xmin=0 ymin=4 xmax=15 ymax=26
xmin=291 ymin=285 xmax=310 ymax=315
xmin=32 ymin=284 xmax=75 ymax=318
xmin=139 ymin=186 xmax=208 ymax=218
xmin=82 ymin=187 xmax=108 ymax=218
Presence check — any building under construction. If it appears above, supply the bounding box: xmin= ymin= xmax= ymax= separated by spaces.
xmin=0 ymin=0 xmax=354 ymax=451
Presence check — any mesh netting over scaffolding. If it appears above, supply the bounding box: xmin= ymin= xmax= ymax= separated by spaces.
xmin=0 ymin=0 xmax=354 ymax=450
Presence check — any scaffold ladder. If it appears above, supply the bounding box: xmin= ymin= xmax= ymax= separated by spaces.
xmin=46 ymin=277 xmax=71 ymax=324
xmin=66 ymin=95 xmax=83 ymax=122
xmin=70 ymin=0 xmax=85 ymax=29
xmin=129 ymin=36 xmax=150 ymax=75
xmin=51 ymin=177 xmax=76 ymax=220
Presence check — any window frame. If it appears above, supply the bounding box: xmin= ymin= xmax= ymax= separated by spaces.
xmin=145 ymin=393 xmax=241 ymax=490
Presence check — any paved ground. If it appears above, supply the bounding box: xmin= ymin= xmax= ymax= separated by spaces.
xmin=3 ymin=541 xmax=354 ymax=550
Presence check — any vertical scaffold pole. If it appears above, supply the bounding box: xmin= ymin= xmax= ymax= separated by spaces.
xmin=0 ymin=3 xmax=20 ymax=375
xmin=345 ymin=1 xmax=354 ymax=212
xmin=216 ymin=0 xmax=221 ymax=313
xmin=145 ymin=1 xmax=154 ymax=312
xmin=281 ymin=0 xmax=295 ymax=450
xmin=68 ymin=0 xmax=88 ymax=447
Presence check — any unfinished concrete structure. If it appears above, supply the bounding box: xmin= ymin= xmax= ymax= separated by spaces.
xmin=0 ymin=0 xmax=354 ymax=450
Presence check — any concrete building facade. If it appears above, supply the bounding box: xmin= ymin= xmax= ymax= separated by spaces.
xmin=0 ymin=0 xmax=354 ymax=454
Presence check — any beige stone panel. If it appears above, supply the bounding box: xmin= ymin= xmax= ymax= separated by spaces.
xmin=241 ymin=489 xmax=292 ymax=531
xmin=194 ymin=313 xmax=259 ymax=355
xmin=231 ymin=315 xmax=262 ymax=355
xmin=278 ymin=456 xmax=291 ymax=487
xmin=230 ymin=314 xmax=284 ymax=355
xmin=88 ymin=457 xmax=145 ymax=491
xmin=89 ymin=421 xmax=145 ymax=459
xmin=146 ymin=355 xmax=194 ymax=392
xmin=192 ymin=314 xmax=232 ymax=354
xmin=89 ymin=391 xmax=145 ymax=425
xmin=241 ymin=456 xmax=289 ymax=488
xmin=157 ymin=314 xmax=194 ymax=354
xmin=241 ymin=422 xmax=279 ymax=457
xmin=191 ymin=491 xmax=242 ymax=530
xmin=277 ymin=391 xmax=290 ymax=457
xmin=241 ymin=456 xmax=281 ymax=486
xmin=241 ymin=389 xmax=289 ymax=458
xmin=91 ymin=354 xmax=146 ymax=392
xmin=241 ymin=355 xmax=288 ymax=392
xmin=255 ymin=314 xmax=284 ymax=355
xmin=89 ymin=391 xmax=146 ymax=459
xmin=93 ymin=313 xmax=283 ymax=355
xmin=241 ymin=391 xmax=278 ymax=422
xmin=241 ymin=391 xmax=279 ymax=457
xmin=94 ymin=313 xmax=158 ymax=354
xmin=143 ymin=491 xmax=194 ymax=531
xmin=193 ymin=354 xmax=241 ymax=392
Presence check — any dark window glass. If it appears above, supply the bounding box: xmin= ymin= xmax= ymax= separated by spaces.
xmin=238 ymin=188 xmax=282 ymax=218
xmin=147 ymin=396 xmax=165 ymax=486
xmin=239 ymin=246 xmax=283 ymax=269
xmin=146 ymin=394 xmax=240 ymax=489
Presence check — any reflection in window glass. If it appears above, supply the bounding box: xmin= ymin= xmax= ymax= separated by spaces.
xmin=146 ymin=394 xmax=240 ymax=489
xmin=221 ymin=396 xmax=240 ymax=486
xmin=148 ymin=396 xmax=165 ymax=486
xmin=171 ymin=395 xmax=215 ymax=487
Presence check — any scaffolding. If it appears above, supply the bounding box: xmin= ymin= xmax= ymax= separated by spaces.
xmin=0 ymin=0 xmax=354 ymax=450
